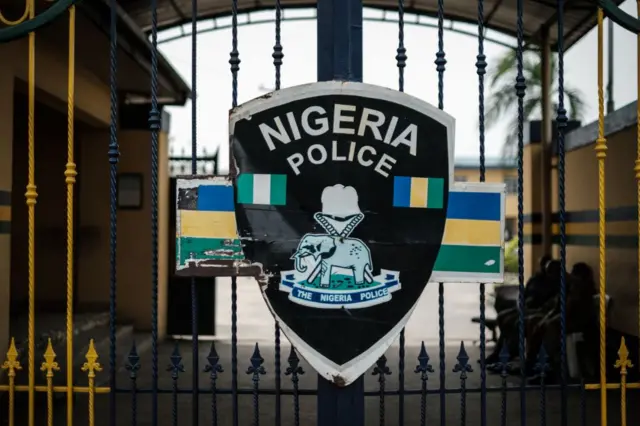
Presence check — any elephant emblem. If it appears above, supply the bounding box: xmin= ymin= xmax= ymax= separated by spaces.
xmin=291 ymin=234 xmax=374 ymax=288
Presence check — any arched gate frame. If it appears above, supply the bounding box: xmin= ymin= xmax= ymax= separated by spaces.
xmin=0 ymin=0 xmax=638 ymax=425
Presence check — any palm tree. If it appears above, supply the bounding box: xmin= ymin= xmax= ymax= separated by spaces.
xmin=486 ymin=48 xmax=586 ymax=158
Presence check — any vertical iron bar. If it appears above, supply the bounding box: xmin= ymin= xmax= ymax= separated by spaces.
xmin=475 ymin=0 xmax=487 ymax=423
xmin=205 ymin=342 xmax=223 ymax=426
xmin=149 ymin=0 xmax=161 ymax=425
xmin=555 ymin=1 xmax=568 ymax=425
xmin=126 ymin=343 xmax=141 ymax=426
xmin=168 ymin=343 xmax=185 ymax=426
xmin=415 ymin=342 xmax=433 ymax=426
xmin=286 ymin=347 xmax=304 ymax=426
xmin=396 ymin=1 xmax=407 ymax=424
xmin=108 ymin=0 xmax=119 ymax=424
xmin=606 ymin=18 xmax=614 ymax=114
xmin=535 ymin=346 xmax=549 ymax=426
xmin=438 ymin=284 xmax=445 ymax=426
xmin=514 ymin=0 xmax=527 ymax=423
xmin=373 ymin=355 xmax=391 ymax=426
xmin=247 ymin=343 xmax=266 ymax=426
xmin=316 ymin=1 xmax=365 ymax=424
xmin=231 ymin=276 xmax=239 ymax=426
xmin=229 ymin=0 xmax=241 ymax=423
xmin=273 ymin=2 xmax=283 ymax=424
xmin=435 ymin=0 xmax=447 ymax=423
xmin=579 ymin=379 xmax=586 ymax=426
xmin=453 ymin=343 xmax=472 ymax=426
xmin=190 ymin=0 xmax=200 ymax=423
xmin=498 ymin=345 xmax=509 ymax=426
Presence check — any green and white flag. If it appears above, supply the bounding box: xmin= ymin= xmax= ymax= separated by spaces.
xmin=237 ymin=173 xmax=287 ymax=205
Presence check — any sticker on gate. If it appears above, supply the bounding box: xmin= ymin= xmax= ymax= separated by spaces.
xmin=278 ymin=184 xmax=401 ymax=309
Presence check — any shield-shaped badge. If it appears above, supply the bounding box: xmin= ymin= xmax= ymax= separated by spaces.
xmin=230 ymin=81 xmax=455 ymax=385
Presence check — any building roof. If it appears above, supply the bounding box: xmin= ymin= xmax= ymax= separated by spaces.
xmin=81 ymin=0 xmax=192 ymax=106
xmin=454 ymin=156 xmax=516 ymax=169
xmin=118 ymin=0 xmax=619 ymax=51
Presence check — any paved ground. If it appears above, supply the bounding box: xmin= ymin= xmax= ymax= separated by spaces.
xmin=4 ymin=278 xmax=640 ymax=425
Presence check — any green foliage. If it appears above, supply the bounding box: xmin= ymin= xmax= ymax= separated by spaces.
xmin=504 ymin=237 xmax=519 ymax=273
xmin=486 ymin=48 xmax=586 ymax=158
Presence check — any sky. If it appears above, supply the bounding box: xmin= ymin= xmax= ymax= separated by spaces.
xmin=157 ymin=1 xmax=639 ymax=174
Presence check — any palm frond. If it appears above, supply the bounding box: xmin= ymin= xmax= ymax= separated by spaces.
xmin=485 ymin=81 xmax=519 ymax=129
xmin=564 ymin=86 xmax=586 ymax=121
xmin=488 ymin=48 xmax=517 ymax=89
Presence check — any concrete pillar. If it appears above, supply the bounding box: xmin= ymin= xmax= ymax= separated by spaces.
xmin=0 ymin=70 xmax=13 ymax=353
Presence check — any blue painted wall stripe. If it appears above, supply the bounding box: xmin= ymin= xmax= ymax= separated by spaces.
xmin=197 ymin=185 xmax=235 ymax=212
xmin=392 ymin=176 xmax=411 ymax=207
xmin=446 ymin=192 xmax=501 ymax=221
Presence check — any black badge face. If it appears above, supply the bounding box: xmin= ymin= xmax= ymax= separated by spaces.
xmin=230 ymin=82 xmax=455 ymax=384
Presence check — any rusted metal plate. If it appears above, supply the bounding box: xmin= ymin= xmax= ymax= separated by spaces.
xmin=174 ymin=175 xmax=258 ymax=277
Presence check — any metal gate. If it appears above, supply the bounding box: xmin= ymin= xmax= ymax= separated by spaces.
xmin=0 ymin=0 xmax=638 ymax=425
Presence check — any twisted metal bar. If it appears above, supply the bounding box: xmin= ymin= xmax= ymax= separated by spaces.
xmin=396 ymin=0 xmax=406 ymax=93
xmin=514 ymin=0 xmax=527 ymax=424
xmin=555 ymin=2 xmax=569 ymax=424
xmin=396 ymin=3 xmax=407 ymax=423
xmin=24 ymin=1 xmax=37 ymax=424
xmin=82 ymin=340 xmax=103 ymax=426
xmin=595 ymin=8 xmax=608 ymax=426
xmin=189 ymin=1 xmax=200 ymax=424
xmin=229 ymin=1 xmax=240 ymax=424
xmin=414 ymin=342 xmax=433 ymax=426
xmin=149 ymin=0 xmax=161 ymax=423
xmin=107 ymin=0 xmax=120 ymax=425
xmin=372 ymin=355 xmax=391 ymax=426
xmin=65 ymin=5 xmax=77 ymax=426
xmin=125 ymin=343 xmax=141 ymax=426
xmin=453 ymin=342 xmax=472 ymax=426
xmin=475 ymin=0 xmax=488 ymax=423
xmin=636 ymin=0 xmax=640 ymax=379
xmin=614 ymin=337 xmax=632 ymax=426
xmin=435 ymin=2 xmax=446 ymax=423
xmin=41 ymin=339 xmax=60 ymax=426
xmin=272 ymin=3 xmax=283 ymax=423
xmin=2 ymin=339 xmax=21 ymax=426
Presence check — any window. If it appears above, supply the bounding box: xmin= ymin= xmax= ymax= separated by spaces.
xmin=505 ymin=177 xmax=518 ymax=194
xmin=454 ymin=175 xmax=468 ymax=183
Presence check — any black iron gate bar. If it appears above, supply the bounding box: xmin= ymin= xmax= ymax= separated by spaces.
xmin=0 ymin=0 xmax=639 ymax=425
xmin=97 ymin=0 xmax=640 ymax=425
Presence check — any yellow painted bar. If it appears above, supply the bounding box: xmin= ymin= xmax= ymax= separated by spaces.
xmin=409 ymin=177 xmax=428 ymax=208
xmin=442 ymin=219 xmax=501 ymax=246
xmin=595 ymin=8 xmax=608 ymax=425
xmin=0 ymin=206 xmax=10 ymax=221
xmin=25 ymin=1 xmax=37 ymax=425
xmin=614 ymin=337 xmax=632 ymax=426
xmin=82 ymin=340 xmax=102 ymax=426
xmin=40 ymin=340 xmax=60 ymax=426
xmin=66 ymin=6 xmax=77 ymax=426
xmin=1 ymin=339 xmax=22 ymax=426
xmin=585 ymin=382 xmax=640 ymax=390
xmin=180 ymin=210 xmax=239 ymax=239
xmin=636 ymin=0 xmax=640 ymax=375
xmin=0 ymin=385 xmax=111 ymax=393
